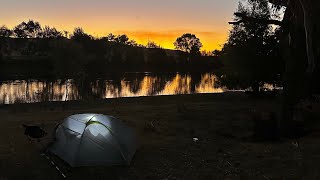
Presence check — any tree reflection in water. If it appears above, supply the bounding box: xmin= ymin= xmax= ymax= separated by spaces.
xmin=0 ymin=73 xmax=224 ymax=104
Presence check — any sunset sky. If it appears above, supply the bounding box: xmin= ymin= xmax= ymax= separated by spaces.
xmin=0 ymin=0 xmax=239 ymax=51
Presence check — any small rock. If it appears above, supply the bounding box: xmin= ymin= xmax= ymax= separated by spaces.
xmin=193 ymin=137 xmax=199 ymax=142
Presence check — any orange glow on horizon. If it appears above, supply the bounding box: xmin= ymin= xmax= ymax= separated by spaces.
xmin=1 ymin=1 xmax=239 ymax=51
xmin=4 ymin=19 xmax=228 ymax=51
xmin=113 ymin=30 xmax=227 ymax=51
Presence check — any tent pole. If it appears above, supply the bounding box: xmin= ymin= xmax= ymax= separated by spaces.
xmin=41 ymin=153 xmax=67 ymax=179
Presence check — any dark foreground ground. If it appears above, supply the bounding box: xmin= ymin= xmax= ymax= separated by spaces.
xmin=0 ymin=92 xmax=320 ymax=179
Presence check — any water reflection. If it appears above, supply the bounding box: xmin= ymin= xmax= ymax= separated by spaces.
xmin=0 ymin=73 xmax=224 ymax=104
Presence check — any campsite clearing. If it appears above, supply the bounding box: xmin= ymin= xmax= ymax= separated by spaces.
xmin=0 ymin=92 xmax=320 ymax=179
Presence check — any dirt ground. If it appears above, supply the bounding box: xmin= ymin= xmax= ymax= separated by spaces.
xmin=1 ymin=92 xmax=320 ymax=179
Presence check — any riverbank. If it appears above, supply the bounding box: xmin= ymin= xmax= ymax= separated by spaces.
xmin=1 ymin=92 xmax=320 ymax=179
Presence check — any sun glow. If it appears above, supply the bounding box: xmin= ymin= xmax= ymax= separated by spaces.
xmin=1 ymin=0 xmax=238 ymax=51
xmin=112 ymin=30 xmax=227 ymax=51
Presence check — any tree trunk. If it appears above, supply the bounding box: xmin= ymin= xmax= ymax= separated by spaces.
xmin=230 ymin=0 xmax=320 ymax=136
xmin=280 ymin=0 xmax=320 ymax=137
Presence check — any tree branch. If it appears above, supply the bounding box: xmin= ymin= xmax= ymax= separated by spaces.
xmin=228 ymin=21 xmax=243 ymax=25
xmin=228 ymin=12 xmax=283 ymax=26
xmin=268 ymin=0 xmax=288 ymax=7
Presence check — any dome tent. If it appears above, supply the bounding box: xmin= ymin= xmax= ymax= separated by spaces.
xmin=48 ymin=114 xmax=137 ymax=167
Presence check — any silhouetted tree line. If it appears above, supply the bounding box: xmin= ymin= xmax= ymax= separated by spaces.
xmin=0 ymin=20 xmax=221 ymax=56
xmin=0 ymin=20 xmax=222 ymax=79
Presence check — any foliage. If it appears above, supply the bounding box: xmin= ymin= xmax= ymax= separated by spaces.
xmin=127 ymin=40 xmax=138 ymax=47
xmin=41 ymin=26 xmax=63 ymax=39
xmin=0 ymin=26 xmax=13 ymax=37
xmin=146 ymin=41 xmax=161 ymax=49
xmin=174 ymin=33 xmax=202 ymax=55
xmin=62 ymin=31 xmax=69 ymax=38
xmin=201 ymin=50 xmax=213 ymax=56
xmin=220 ymin=0 xmax=284 ymax=92
xmin=13 ymin=20 xmax=42 ymax=38
xmin=106 ymin=33 xmax=116 ymax=42
xmin=212 ymin=49 xmax=222 ymax=57
xmin=114 ymin=34 xmax=129 ymax=44
xmin=103 ymin=33 xmax=140 ymax=46
xmin=70 ymin=27 xmax=93 ymax=42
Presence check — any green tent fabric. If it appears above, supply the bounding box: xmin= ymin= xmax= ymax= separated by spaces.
xmin=48 ymin=114 xmax=138 ymax=167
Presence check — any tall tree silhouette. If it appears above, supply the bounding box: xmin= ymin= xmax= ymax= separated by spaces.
xmin=229 ymin=0 xmax=320 ymax=136
xmin=174 ymin=33 xmax=202 ymax=55
xmin=221 ymin=0 xmax=283 ymax=93
xmin=13 ymin=20 xmax=42 ymax=38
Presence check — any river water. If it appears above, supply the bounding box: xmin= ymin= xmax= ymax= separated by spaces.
xmin=0 ymin=72 xmax=225 ymax=104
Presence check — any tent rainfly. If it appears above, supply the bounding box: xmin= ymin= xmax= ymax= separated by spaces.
xmin=48 ymin=114 xmax=138 ymax=167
